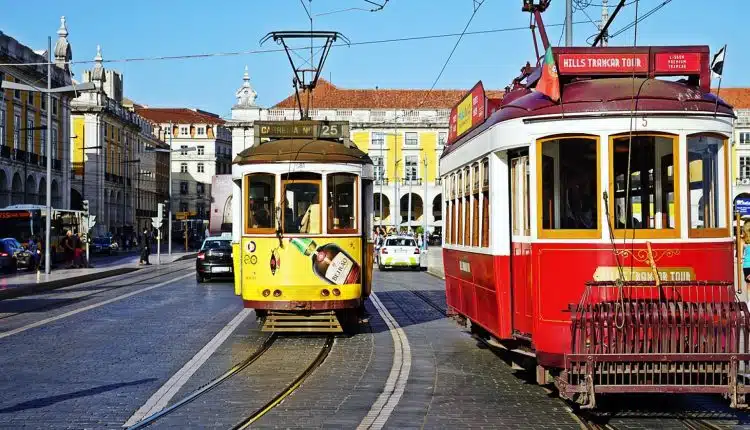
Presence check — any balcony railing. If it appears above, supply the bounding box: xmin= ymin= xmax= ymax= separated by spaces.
xmin=402 ymin=178 xmax=422 ymax=186
xmin=375 ymin=178 xmax=389 ymax=186
xmin=736 ymin=177 xmax=750 ymax=186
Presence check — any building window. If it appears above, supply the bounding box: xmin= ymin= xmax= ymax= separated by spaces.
xmin=405 ymin=132 xmax=418 ymax=146
xmin=0 ymin=109 xmax=4 ymax=146
xmin=180 ymin=181 xmax=189 ymax=194
xmin=197 ymin=203 xmax=205 ymax=217
xmin=197 ymin=145 xmax=205 ymax=155
xmin=41 ymin=129 xmax=46 ymax=156
xmin=51 ymin=127 xmax=58 ymax=159
xmin=197 ymin=127 xmax=205 ymax=135
xmin=438 ymin=132 xmax=447 ymax=146
xmin=688 ymin=134 xmax=726 ymax=234
xmin=179 ymin=202 xmax=188 ymax=212
xmin=197 ymin=183 xmax=205 ymax=194
xmin=372 ymin=156 xmax=385 ymax=181
xmin=539 ymin=135 xmax=599 ymax=238
xmin=611 ymin=134 xmax=678 ymax=237
xmin=371 ymin=131 xmax=384 ymax=146
xmin=741 ymin=157 xmax=750 ymax=180
xmin=741 ymin=132 xmax=750 ymax=145
xmin=180 ymin=145 xmax=188 ymax=155
xmin=41 ymin=96 xmax=46 ymax=111
xmin=180 ymin=126 xmax=189 ymax=136
xmin=14 ymin=79 xmax=20 ymax=99
xmin=52 ymin=97 xmax=58 ymax=116
xmin=197 ymin=163 xmax=204 ymax=173
xmin=27 ymin=91 xmax=34 ymax=105
xmin=180 ymin=162 xmax=188 ymax=173
xmin=405 ymin=156 xmax=418 ymax=181
xmin=13 ymin=114 xmax=20 ymax=149
xmin=327 ymin=173 xmax=357 ymax=233
xmin=26 ymin=119 xmax=34 ymax=153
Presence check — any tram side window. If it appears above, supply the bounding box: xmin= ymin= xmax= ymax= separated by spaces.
xmin=687 ymin=134 xmax=726 ymax=231
xmin=481 ymin=158 xmax=490 ymax=247
xmin=245 ymin=174 xmax=275 ymax=232
xmin=472 ymin=164 xmax=480 ymax=247
xmin=282 ymin=173 xmax=321 ymax=234
xmin=612 ymin=135 xmax=676 ymax=231
xmin=463 ymin=168 xmax=470 ymax=245
xmin=540 ymin=137 xmax=598 ymax=234
xmin=328 ymin=173 xmax=357 ymax=233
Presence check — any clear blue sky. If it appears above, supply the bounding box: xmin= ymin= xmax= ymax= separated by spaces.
xmin=2 ymin=0 xmax=746 ymax=117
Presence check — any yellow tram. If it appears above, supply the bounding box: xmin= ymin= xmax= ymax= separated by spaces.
xmin=231 ymin=121 xmax=374 ymax=333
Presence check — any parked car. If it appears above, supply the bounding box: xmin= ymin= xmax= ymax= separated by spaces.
xmin=196 ymin=236 xmax=233 ymax=283
xmin=378 ymin=236 xmax=426 ymax=271
xmin=92 ymin=237 xmax=118 ymax=255
xmin=0 ymin=239 xmax=19 ymax=274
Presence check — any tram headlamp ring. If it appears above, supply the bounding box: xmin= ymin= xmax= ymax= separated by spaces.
xmin=332 ymin=288 xmax=341 ymax=296
xmin=321 ymin=289 xmax=330 ymax=297
xmin=273 ymin=289 xmax=282 ymax=297
xmin=262 ymin=289 xmax=271 ymax=297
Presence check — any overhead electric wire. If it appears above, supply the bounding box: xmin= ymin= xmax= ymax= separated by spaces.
xmin=609 ymin=0 xmax=672 ymax=39
xmin=0 ymin=21 xmax=589 ymax=68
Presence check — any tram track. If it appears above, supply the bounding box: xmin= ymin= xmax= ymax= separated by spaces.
xmin=402 ymin=278 xmax=733 ymax=430
xmin=0 ymin=262 xmax=193 ymax=321
xmin=126 ymin=333 xmax=334 ymax=429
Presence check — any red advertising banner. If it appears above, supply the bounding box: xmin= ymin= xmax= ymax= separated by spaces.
xmin=654 ymin=52 xmax=702 ymax=73
xmin=448 ymin=81 xmax=486 ymax=144
xmin=558 ymin=53 xmax=649 ymax=74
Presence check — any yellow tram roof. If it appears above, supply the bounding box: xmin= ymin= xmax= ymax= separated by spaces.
xmin=233 ymin=138 xmax=372 ymax=165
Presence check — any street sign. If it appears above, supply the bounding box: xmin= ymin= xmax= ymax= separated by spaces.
xmin=152 ymin=217 xmax=162 ymax=229
xmin=82 ymin=215 xmax=97 ymax=231
xmin=735 ymin=197 xmax=750 ymax=216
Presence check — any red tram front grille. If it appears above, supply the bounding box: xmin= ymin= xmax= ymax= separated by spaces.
xmin=559 ymin=281 xmax=750 ymax=409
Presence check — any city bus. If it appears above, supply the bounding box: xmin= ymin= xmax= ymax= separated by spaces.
xmin=0 ymin=205 xmax=85 ymax=262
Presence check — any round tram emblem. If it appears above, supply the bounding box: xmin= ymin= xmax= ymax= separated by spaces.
xmin=247 ymin=241 xmax=256 ymax=253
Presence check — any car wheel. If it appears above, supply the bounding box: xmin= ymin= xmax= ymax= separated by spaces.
xmin=196 ymin=274 xmax=203 ymax=283
xmin=378 ymin=263 xmax=385 ymax=271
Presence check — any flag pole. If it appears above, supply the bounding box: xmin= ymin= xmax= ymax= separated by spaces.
xmin=714 ymin=44 xmax=727 ymax=116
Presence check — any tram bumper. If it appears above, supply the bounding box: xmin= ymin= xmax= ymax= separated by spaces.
xmin=557 ymin=280 xmax=750 ymax=409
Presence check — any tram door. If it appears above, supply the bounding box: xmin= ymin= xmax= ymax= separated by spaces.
xmin=509 ymin=153 xmax=533 ymax=336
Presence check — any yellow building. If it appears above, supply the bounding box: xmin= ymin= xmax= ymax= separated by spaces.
xmin=0 ymin=17 xmax=73 ymax=208
xmin=268 ymin=79 xmax=503 ymax=235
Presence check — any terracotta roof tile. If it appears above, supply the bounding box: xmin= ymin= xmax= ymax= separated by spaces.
xmin=713 ymin=88 xmax=750 ymax=109
xmin=273 ymin=79 xmax=504 ymax=110
xmin=135 ymin=107 xmax=225 ymax=125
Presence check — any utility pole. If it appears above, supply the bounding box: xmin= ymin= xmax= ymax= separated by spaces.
xmin=45 ymin=37 xmax=51 ymax=273
xmin=599 ymin=0 xmax=609 ymax=47
xmin=423 ymin=155 xmax=428 ymax=249
xmin=168 ymin=121 xmax=173 ymax=256
xmin=566 ymin=0 xmax=573 ymax=46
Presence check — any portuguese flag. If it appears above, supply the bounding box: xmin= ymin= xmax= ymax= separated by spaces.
xmin=537 ymin=47 xmax=560 ymax=102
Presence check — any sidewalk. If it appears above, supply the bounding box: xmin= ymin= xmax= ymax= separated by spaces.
xmin=0 ymin=251 xmax=197 ymax=301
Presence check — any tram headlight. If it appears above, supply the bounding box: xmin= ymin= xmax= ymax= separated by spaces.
xmin=332 ymin=288 xmax=341 ymax=296
xmin=321 ymin=289 xmax=330 ymax=297
xmin=273 ymin=289 xmax=282 ymax=297
xmin=262 ymin=289 xmax=271 ymax=297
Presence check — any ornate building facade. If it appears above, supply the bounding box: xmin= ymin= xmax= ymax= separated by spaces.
xmin=0 ymin=17 xmax=74 ymax=209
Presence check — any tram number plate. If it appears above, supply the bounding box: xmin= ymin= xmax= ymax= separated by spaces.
xmin=212 ymin=267 xmax=230 ymax=273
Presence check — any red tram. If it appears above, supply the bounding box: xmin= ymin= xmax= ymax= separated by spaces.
xmin=440 ymin=3 xmax=749 ymax=408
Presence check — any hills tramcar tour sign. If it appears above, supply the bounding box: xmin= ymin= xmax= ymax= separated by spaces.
xmin=448 ymin=81 xmax=486 ymax=145
xmin=554 ymin=47 xmax=707 ymax=76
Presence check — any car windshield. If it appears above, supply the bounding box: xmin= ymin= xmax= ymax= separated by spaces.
xmin=385 ymin=238 xmax=416 ymax=247
xmin=202 ymin=240 xmax=231 ymax=250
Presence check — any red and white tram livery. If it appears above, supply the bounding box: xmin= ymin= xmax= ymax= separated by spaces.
xmin=440 ymin=40 xmax=750 ymax=407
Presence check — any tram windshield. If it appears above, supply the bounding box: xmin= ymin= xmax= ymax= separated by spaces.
xmin=613 ymin=135 xmax=676 ymax=230
xmin=328 ymin=173 xmax=357 ymax=233
xmin=246 ymin=174 xmax=275 ymax=231
xmin=687 ymin=134 xmax=725 ymax=230
xmin=282 ymin=173 xmax=321 ymax=234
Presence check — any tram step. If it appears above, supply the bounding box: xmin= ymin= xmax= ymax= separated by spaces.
xmin=263 ymin=311 xmax=343 ymax=333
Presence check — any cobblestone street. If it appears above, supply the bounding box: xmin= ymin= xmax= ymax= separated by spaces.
xmin=1 ymin=261 xmax=750 ymax=429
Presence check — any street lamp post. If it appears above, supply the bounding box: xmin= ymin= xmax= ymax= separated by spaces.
xmin=423 ymin=155 xmax=428 ymax=249
xmin=1 ymin=40 xmax=96 ymax=274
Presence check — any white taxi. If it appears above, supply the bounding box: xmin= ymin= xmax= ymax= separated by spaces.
xmin=377 ymin=236 xmax=426 ymax=271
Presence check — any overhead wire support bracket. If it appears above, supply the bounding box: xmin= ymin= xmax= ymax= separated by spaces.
xmin=591 ymin=0 xmax=626 ymax=46
xmin=260 ymin=31 xmax=350 ymax=120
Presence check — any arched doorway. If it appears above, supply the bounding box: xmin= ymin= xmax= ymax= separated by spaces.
xmin=222 ymin=195 xmax=233 ymax=231
xmin=400 ymin=193 xmax=423 ymax=228
xmin=373 ymin=193 xmax=391 ymax=225
xmin=11 ymin=173 xmax=23 ymax=205
xmin=432 ymin=194 xmax=442 ymax=221
xmin=51 ymin=180 xmax=60 ymax=208
xmin=38 ymin=178 xmax=47 ymax=205
xmin=25 ymin=175 xmax=37 ymax=204
xmin=0 ymin=170 xmax=8 ymax=208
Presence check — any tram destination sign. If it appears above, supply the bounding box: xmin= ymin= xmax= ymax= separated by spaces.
xmin=557 ymin=53 xmax=649 ymax=74
xmin=254 ymin=121 xmax=350 ymax=141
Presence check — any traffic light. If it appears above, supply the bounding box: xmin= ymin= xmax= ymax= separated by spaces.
xmin=82 ymin=200 xmax=89 ymax=215
xmin=158 ymin=202 xmax=167 ymax=220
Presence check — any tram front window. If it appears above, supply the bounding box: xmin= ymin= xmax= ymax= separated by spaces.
xmin=245 ymin=173 xmax=275 ymax=232
xmin=328 ymin=173 xmax=357 ymax=233
xmin=612 ymin=135 xmax=675 ymax=230
xmin=282 ymin=173 xmax=321 ymax=234
xmin=540 ymin=136 xmax=599 ymax=234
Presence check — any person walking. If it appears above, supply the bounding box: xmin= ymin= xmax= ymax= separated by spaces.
xmin=62 ymin=230 xmax=76 ymax=269
xmin=140 ymin=229 xmax=152 ymax=265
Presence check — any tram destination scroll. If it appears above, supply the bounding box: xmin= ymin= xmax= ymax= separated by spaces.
xmin=253 ymin=120 xmax=350 ymax=146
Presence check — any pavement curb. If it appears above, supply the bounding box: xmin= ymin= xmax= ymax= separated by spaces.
xmin=426 ymin=267 xmax=446 ymax=280
xmin=174 ymin=253 xmax=198 ymax=262
xmin=0 ymin=267 xmax=140 ymax=301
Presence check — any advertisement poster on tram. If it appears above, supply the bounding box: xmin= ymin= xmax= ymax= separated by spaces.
xmin=240 ymin=236 xmax=362 ymax=287
xmin=448 ymin=81 xmax=486 ymax=144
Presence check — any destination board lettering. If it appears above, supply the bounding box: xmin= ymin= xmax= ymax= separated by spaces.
xmin=255 ymin=121 xmax=348 ymax=140
xmin=558 ymin=53 xmax=649 ymax=74
xmin=0 ymin=211 xmax=31 ymax=219
xmin=654 ymin=52 xmax=701 ymax=73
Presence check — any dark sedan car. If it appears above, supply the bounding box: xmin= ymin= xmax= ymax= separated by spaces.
xmin=196 ymin=237 xmax=233 ymax=283
xmin=0 ymin=239 xmax=18 ymax=274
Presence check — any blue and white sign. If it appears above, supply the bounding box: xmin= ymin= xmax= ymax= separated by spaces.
xmin=735 ymin=197 xmax=750 ymax=216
